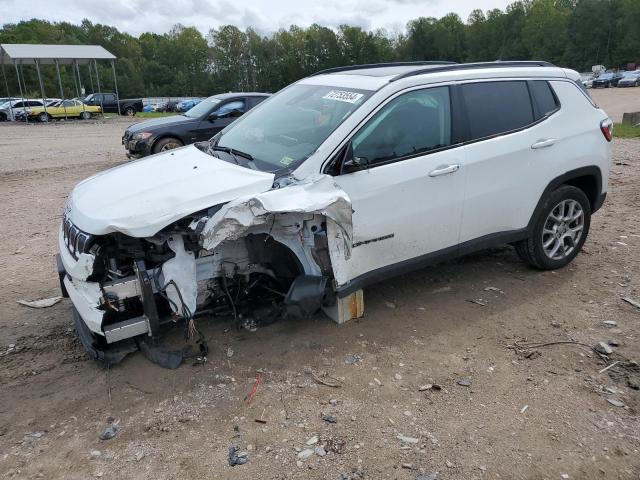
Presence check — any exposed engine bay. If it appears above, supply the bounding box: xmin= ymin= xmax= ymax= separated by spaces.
xmin=58 ymin=174 xmax=353 ymax=368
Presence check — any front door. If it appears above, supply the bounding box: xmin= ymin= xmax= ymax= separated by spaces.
xmin=194 ymin=98 xmax=246 ymax=142
xmin=331 ymin=85 xmax=466 ymax=284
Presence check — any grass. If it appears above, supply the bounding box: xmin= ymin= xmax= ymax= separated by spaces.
xmin=614 ymin=123 xmax=640 ymax=138
xmin=136 ymin=111 xmax=176 ymax=118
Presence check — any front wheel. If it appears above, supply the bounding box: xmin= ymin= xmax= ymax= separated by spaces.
xmin=80 ymin=111 xmax=91 ymax=120
xmin=515 ymin=185 xmax=591 ymax=270
xmin=152 ymin=137 xmax=183 ymax=154
xmin=38 ymin=112 xmax=51 ymax=122
xmin=124 ymin=106 xmax=135 ymax=116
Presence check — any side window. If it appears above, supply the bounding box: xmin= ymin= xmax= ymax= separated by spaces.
xmin=461 ymin=81 xmax=534 ymax=140
xmin=249 ymin=96 xmax=267 ymax=108
xmin=529 ymin=80 xmax=559 ymax=120
xmin=351 ymin=86 xmax=451 ymax=167
xmin=217 ymin=100 xmax=245 ymax=117
xmin=28 ymin=101 xmax=42 ymax=107
xmin=104 ymin=94 xmax=116 ymax=103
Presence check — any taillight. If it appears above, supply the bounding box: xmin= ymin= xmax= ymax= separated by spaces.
xmin=600 ymin=119 xmax=613 ymax=142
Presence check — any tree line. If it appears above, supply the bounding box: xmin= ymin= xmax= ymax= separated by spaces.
xmin=1 ymin=0 xmax=639 ymax=99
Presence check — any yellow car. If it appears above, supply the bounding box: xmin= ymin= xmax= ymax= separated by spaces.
xmin=27 ymin=99 xmax=101 ymax=122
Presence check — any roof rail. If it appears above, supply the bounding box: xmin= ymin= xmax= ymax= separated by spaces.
xmin=310 ymin=61 xmax=457 ymax=77
xmin=390 ymin=60 xmax=556 ymax=82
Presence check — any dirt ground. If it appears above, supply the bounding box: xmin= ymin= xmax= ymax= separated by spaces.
xmin=1 ymin=89 xmax=639 ymax=480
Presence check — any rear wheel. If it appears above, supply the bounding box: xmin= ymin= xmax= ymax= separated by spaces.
xmin=124 ymin=106 xmax=135 ymax=116
xmin=38 ymin=112 xmax=51 ymax=122
xmin=515 ymin=185 xmax=591 ymax=270
xmin=80 ymin=111 xmax=91 ymax=120
xmin=152 ymin=137 xmax=183 ymax=154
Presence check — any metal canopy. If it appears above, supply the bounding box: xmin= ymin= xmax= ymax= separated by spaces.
xmin=0 ymin=44 xmax=116 ymax=65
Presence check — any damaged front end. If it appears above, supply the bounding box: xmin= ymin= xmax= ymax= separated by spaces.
xmin=57 ymin=175 xmax=352 ymax=367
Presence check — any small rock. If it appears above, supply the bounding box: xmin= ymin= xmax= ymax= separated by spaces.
xmin=457 ymin=379 xmax=472 ymax=387
xmin=594 ymin=342 xmax=613 ymax=355
xmin=90 ymin=450 xmax=101 ymax=459
xmin=322 ymin=414 xmax=337 ymax=424
xmin=373 ymin=378 xmax=382 ymax=386
xmin=134 ymin=450 xmax=145 ymax=462
xmin=607 ymin=398 xmax=626 ymax=407
xmin=99 ymin=425 xmax=118 ymax=441
xmin=228 ymin=446 xmax=248 ymax=466
xmin=344 ymin=354 xmax=360 ymax=365
xmin=297 ymin=448 xmax=314 ymax=460
xmin=397 ymin=434 xmax=420 ymax=444
xmin=607 ymin=340 xmax=620 ymax=347
xmin=296 ymin=460 xmax=303 ymax=468
xmin=602 ymin=320 xmax=617 ymax=327
xmin=627 ymin=378 xmax=640 ymax=390
xmin=445 ymin=460 xmax=454 ymax=468
xmin=401 ymin=463 xmax=413 ymax=469
xmin=226 ymin=347 xmax=234 ymax=358
xmin=560 ymin=475 xmax=570 ymax=479
xmin=315 ymin=446 xmax=326 ymax=457
xmin=154 ymin=408 xmax=163 ymax=413
xmin=416 ymin=475 xmax=438 ymax=480
xmin=394 ymin=373 xmax=402 ymax=381
xmin=306 ymin=435 xmax=318 ymax=445
xmin=418 ymin=384 xmax=432 ymax=391
xmin=385 ymin=301 xmax=396 ymax=309
xmin=329 ymin=399 xmax=338 ymax=406
xmin=27 ymin=431 xmax=45 ymax=438
xmin=95 ymin=472 xmax=103 ymax=478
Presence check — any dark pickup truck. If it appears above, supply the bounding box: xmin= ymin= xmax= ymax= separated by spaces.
xmin=84 ymin=93 xmax=143 ymax=116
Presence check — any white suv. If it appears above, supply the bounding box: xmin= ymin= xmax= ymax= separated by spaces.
xmin=57 ymin=61 xmax=612 ymax=366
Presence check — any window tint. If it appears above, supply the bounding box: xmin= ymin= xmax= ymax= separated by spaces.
xmin=217 ymin=100 xmax=245 ymax=116
xmin=352 ymin=86 xmax=451 ymax=166
xmin=104 ymin=94 xmax=116 ymax=102
xmin=461 ymin=81 xmax=534 ymax=140
xmin=250 ymin=96 xmax=268 ymax=108
xmin=530 ymin=81 xmax=558 ymax=119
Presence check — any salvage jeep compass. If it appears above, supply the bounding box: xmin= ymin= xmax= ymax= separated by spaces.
xmin=57 ymin=61 xmax=612 ymax=366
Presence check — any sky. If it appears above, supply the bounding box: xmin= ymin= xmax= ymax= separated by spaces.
xmin=0 ymin=0 xmax=515 ymax=36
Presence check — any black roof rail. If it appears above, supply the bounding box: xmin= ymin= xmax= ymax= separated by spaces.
xmin=390 ymin=60 xmax=556 ymax=82
xmin=310 ymin=61 xmax=457 ymax=77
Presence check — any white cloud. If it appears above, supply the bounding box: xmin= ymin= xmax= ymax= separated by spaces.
xmin=0 ymin=0 xmax=516 ymax=36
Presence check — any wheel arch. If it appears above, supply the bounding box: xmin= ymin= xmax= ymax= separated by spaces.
xmin=527 ymin=166 xmax=603 ymax=233
xmin=150 ymin=134 xmax=185 ymax=153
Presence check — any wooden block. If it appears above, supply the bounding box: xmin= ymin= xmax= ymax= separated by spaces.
xmin=323 ymin=289 xmax=364 ymax=324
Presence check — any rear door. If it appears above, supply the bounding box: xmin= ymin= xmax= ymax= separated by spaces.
xmin=331 ymin=85 xmax=467 ymax=284
xmin=458 ymin=80 xmax=560 ymax=243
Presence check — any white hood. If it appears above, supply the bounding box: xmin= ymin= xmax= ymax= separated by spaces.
xmin=68 ymin=145 xmax=275 ymax=237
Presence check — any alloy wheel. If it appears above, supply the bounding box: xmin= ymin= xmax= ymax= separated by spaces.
xmin=541 ymin=199 xmax=585 ymax=260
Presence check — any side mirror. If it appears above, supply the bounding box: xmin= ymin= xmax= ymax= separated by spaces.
xmin=341 ymin=156 xmax=369 ymax=174
xmin=208 ymin=112 xmax=218 ymax=121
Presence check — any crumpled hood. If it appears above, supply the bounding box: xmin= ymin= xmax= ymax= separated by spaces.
xmin=68 ymin=145 xmax=275 ymax=237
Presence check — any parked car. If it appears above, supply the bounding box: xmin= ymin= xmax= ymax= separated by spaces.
xmin=592 ymin=72 xmax=623 ymax=88
xmin=579 ymin=73 xmax=594 ymax=88
xmin=57 ymin=61 xmax=611 ymax=366
xmin=176 ymin=98 xmax=203 ymax=112
xmin=122 ymin=93 xmax=269 ymax=158
xmin=142 ymin=104 xmax=154 ymax=112
xmin=19 ymin=99 xmax=102 ymax=122
xmin=617 ymin=71 xmax=640 ymax=88
xmin=0 ymin=98 xmax=60 ymax=121
xmin=83 ymin=93 xmax=143 ymax=116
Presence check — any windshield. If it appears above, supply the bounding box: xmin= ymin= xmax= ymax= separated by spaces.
xmin=184 ymin=97 xmax=218 ymax=118
xmin=622 ymin=71 xmax=639 ymax=77
xmin=215 ymin=84 xmax=372 ymax=171
xmin=599 ymin=73 xmax=613 ymax=79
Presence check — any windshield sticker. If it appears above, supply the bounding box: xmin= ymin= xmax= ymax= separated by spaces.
xmin=322 ymin=90 xmax=364 ymax=104
xmin=280 ymin=155 xmax=295 ymax=166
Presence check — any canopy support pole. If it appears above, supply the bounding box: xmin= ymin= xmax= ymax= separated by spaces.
xmin=75 ymin=61 xmax=86 ymax=115
xmin=87 ymin=63 xmax=95 ymax=93
xmin=71 ymin=60 xmax=80 ymax=98
xmin=1 ymin=57 xmax=10 ymax=99
xmin=34 ymin=59 xmax=48 ymax=120
xmin=54 ymin=60 xmax=68 ymax=120
xmin=13 ymin=60 xmax=27 ymax=123
xmin=94 ymin=59 xmax=104 ymax=117
xmin=111 ymin=60 xmax=120 ymax=116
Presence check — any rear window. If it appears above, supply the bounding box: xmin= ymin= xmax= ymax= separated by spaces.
xmin=461 ymin=81 xmax=534 ymax=140
xmin=529 ymin=81 xmax=559 ymax=119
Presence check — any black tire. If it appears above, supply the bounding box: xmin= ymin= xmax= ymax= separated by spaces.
xmin=38 ymin=112 xmax=51 ymax=122
xmin=80 ymin=111 xmax=91 ymax=120
xmin=124 ymin=106 xmax=135 ymax=116
xmin=152 ymin=137 xmax=183 ymax=154
xmin=515 ymin=185 xmax=591 ymax=270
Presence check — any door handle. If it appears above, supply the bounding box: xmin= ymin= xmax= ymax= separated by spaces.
xmin=531 ymin=138 xmax=556 ymax=149
xmin=428 ymin=164 xmax=460 ymax=177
